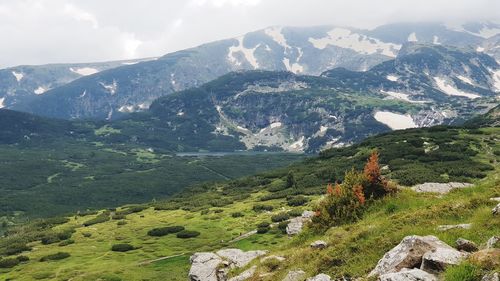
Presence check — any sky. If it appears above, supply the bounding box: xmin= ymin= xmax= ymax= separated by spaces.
xmin=0 ymin=0 xmax=499 ymax=68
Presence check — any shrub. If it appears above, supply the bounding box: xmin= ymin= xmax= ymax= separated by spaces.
xmin=2 ymin=243 xmax=31 ymax=256
xmin=59 ymin=239 xmax=75 ymax=246
xmin=111 ymin=244 xmax=135 ymax=252
xmin=82 ymin=232 xmax=92 ymax=238
xmin=287 ymin=209 xmax=303 ymax=217
xmin=271 ymin=213 xmax=289 ymax=223
xmin=40 ymin=252 xmax=70 ymax=261
xmin=83 ymin=212 xmax=110 ymax=227
xmin=444 ymin=262 xmax=481 ymax=281
xmin=176 ymin=230 xmax=200 ymax=238
xmin=41 ymin=231 xmax=73 ymax=245
xmin=231 ymin=212 xmax=244 ymax=218
xmin=111 ymin=214 xmax=126 ymax=220
xmin=0 ymin=258 xmax=20 ymax=268
xmin=277 ymin=221 xmax=288 ymax=234
xmin=261 ymin=257 xmax=281 ymax=271
xmin=287 ymin=196 xmax=308 ymax=206
xmin=257 ymin=221 xmax=270 ymax=228
xmin=117 ymin=221 xmax=127 ymax=226
xmin=253 ymin=204 xmax=274 ymax=212
xmin=16 ymin=255 xmax=29 ymax=262
xmin=147 ymin=226 xmax=185 ymax=237
xmin=257 ymin=226 xmax=270 ymax=234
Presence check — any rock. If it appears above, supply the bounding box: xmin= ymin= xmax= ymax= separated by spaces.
xmin=306 ymin=273 xmax=331 ymax=281
xmin=189 ymin=252 xmax=223 ymax=281
xmin=368 ymin=235 xmax=459 ymax=277
xmin=286 ymin=210 xmax=314 ymax=235
xmin=470 ymin=249 xmax=500 ymax=268
xmin=310 ymin=240 xmax=328 ymax=249
xmin=487 ymin=236 xmax=499 ymax=249
xmin=456 ymin=238 xmax=478 ymax=252
xmin=490 ymin=197 xmax=500 ymax=202
xmin=482 ymin=272 xmax=499 ymax=281
xmin=228 ymin=265 xmax=256 ymax=281
xmin=261 ymin=255 xmax=286 ymax=262
xmin=216 ymin=249 xmax=267 ymax=268
xmin=492 ymin=203 xmax=500 ymax=215
xmin=420 ymin=247 xmax=469 ymax=273
xmin=411 ymin=182 xmax=472 ymax=194
xmin=437 ymin=223 xmax=472 ymax=231
xmin=379 ymin=268 xmax=437 ymax=281
xmin=282 ymin=270 xmax=306 ymax=281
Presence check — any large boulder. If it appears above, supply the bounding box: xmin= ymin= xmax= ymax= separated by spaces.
xmin=456 ymin=238 xmax=478 ymax=252
xmin=492 ymin=203 xmax=500 ymax=215
xmin=486 ymin=236 xmax=499 ymax=249
xmin=420 ymin=247 xmax=469 ymax=273
xmin=189 ymin=252 xmax=223 ymax=281
xmin=369 ymin=235 xmax=464 ymax=277
xmin=283 ymin=270 xmax=306 ymax=281
xmin=286 ymin=211 xmax=314 ymax=236
xmin=437 ymin=223 xmax=471 ymax=231
xmin=216 ymin=249 xmax=268 ymax=268
xmin=379 ymin=268 xmax=437 ymax=281
xmin=306 ymin=273 xmax=331 ymax=281
xmin=228 ymin=265 xmax=256 ymax=281
xmin=310 ymin=240 xmax=328 ymax=249
xmin=411 ymin=182 xmax=472 ymax=194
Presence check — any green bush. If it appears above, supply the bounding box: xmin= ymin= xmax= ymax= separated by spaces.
xmin=82 ymin=232 xmax=92 ymax=238
xmin=261 ymin=257 xmax=281 ymax=271
xmin=231 ymin=212 xmax=244 ymax=218
xmin=40 ymin=252 xmax=70 ymax=261
xmin=176 ymin=230 xmax=200 ymax=238
xmin=277 ymin=221 xmax=288 ymax=234
xmin=287 ymin=195 xmax=308 ymax=206
xmin=111 ymin=244 xmax=135 ymax=252
xmin=2 ymin=243 xmax=31 ymax=256
xmin=271 ymin=213 xmax=290 ymax=222
xmin=59 ymin=239 xmax=75 ymax=246
xmin=253 ymin=204 xmax=274 ymax=212
xmin=111 ymin=214 xmax=126 ymax=220
xmin=0 ymin=258 xmax=20 ymax=268
xmin=257 ymin=221 xmax=270 ymax=228
xmin=444 ymin=262 xmax=481 ymax=281
xmin=257 ymin=226 xmax=270 ymax=234
xmin=147 ymin=226 xmax=185 ymax=237
xmin=83 ymin=212 xmax=110 ymax=227
xmin=287 ymin=209 xmax=303 ymax=217
xmin=117 ymin=221 xmax=127 ymax=226
xmin=16 ymin=255 xmax=29 ymax=262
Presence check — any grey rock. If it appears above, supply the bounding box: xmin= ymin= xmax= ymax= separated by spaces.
xmin=283 ymin=270 xmax=306 ymax=281
xmin=286 ymin=210 xmax=314 ymax=235
xmin=491 ymin=197 xmax=500 ymax=202
xmin=379 ymin=268 xmax=437 ymax=281
xmin=216 ymin=249 xmax=268 ymax=268
xmin=261 ymin=255 xmax=286 ymax=262
xmin=310 ymin=240 xmax=328 ymax=249
xmin=189 ymin=252 xmax=223 ymax=281
xmin=228 ymin=265 xmax=256 ymax=281
xmin=487 ymin=236 xmax=500 ymax=249
xmin=492 ymin=203 xmax=500 ymax=215
xmin=368 ymin=235 xmax=458 ymax=277
xmin=437 ymin=223 xmax=472 ymax=231
xmin=420 ymin=247 xmax=469 ymax=273
xmin=411 ymin=182 xmax=472 ymax=194
xmin=482 ymin=272 xmax=499 ymax=281
xmin=306 ymin=273 xmax=331 ymax=281
xmin=456 ymin=238 xmax=478 ymax=252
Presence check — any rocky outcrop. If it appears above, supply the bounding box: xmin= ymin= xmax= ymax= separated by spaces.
xmin=379 ymin=268 xmax=438 ymax=281
xmin=369 ymin=235 xmax=467 ymax=278
xmin=482 ymin=272 xmax=499 ymax=281
xmin=310 ymin=240 xmax=328 ymax=249
xmin=306 ymin=273 xmax=331 ymax=281
xmin=228 ymin=266 xmax=256 ymax=281
xmin=492 ymin=203 xmax=500 ymax=215
xmin=411 ymin=182 xmax=472 ymax=194
xmin=189 ymin=249 xmax=267 ymax=281
xmin=456 ymin=238 xmax=478 ymax=252
xmin=486 ymin=236 xmax=499 ymax=249
xmin=437 ymin=223 xmax=471 ymax=231
xmin=283 ymin=270 xmax=306 ymax=281
xmin=286 ymin=211 xmax=314 ymax=235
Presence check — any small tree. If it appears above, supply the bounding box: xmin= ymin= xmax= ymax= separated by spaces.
xmin=363 ymin=150 xmax=392 ymax=198
xmin=285 ymin=171 xmax=296 ymax=189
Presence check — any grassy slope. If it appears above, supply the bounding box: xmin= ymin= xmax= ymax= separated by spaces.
xmin=0 ymin=127 xmax=498 ymax=280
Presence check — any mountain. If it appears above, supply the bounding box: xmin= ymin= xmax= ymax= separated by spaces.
xmin=0 ymin=58 xmax=156 ymax=110
xmin=8 ymin=22 xmax=500 ymax=120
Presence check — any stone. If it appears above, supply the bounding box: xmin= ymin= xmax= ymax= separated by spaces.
xmin=487 ymin=236 xmax=499 ymax=249
xmin=228 ymin=265 xmax=256 ymax=281
xmin=282 ymin=270 xmax=306 ymax=281
xmin=420 ymin=247 xmax=469 ymax=273
xmin=456 ymin=238 xmax=478 ymax=252
xmin=470 ymin=249 xmax=500 ymax=268
xmin=306 ymin=273 xmax=331 ymax=281
xmin=261 ymin=255 xmax=286 ymax=262
xmin=411 ymin=182 xmax=472 ymax=194
xmin=368 ymin=235 xmax=459 ymax=277
xmin=437 ymin=223 xmax=472 ymax=231
xmin=310 ymin=240 xmax=328 ymax=249
xmin=216 ymin=249 xmax=268 ymax=268
xmin=492 ymin=203 xmax=500 ymax=215
xmin=379 ymin=268 xmax=438 ymax=281
xmin=490 ymin=197 xmax=500 ymax=202
xmin=286 ymin=210 xmax=314 ymax=235
xmin=482 ymin=272 xmax=499 ymax=281
xmin=189 ymin=252 xmax=223 ymax=281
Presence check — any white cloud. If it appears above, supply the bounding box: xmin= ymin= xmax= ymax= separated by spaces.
xmin=63 ymin=3 xmax=99 ymax=29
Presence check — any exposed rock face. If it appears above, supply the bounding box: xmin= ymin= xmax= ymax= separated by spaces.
xmin=411 ymin=182 xmax=472 ymax=194
xmin=492 ymin=203 xmax=500 ymax=215
xmin=228 ymin=265 xmax=256 ymax=281
xmin=482 ymin=272 xmax=499 ymax=281
xmin=283 ymin=270 xmax=306 ymax=281
xmin=189 ymin=252 xmax=223 ymax=281
xmin=216 ymin=249 xmax=268 ymax=268
xmin=310 ymin=240 xmax=328 ymax=249
xmin=437 ymin=223 xmax=472 ymax=231
xmin=286 ymin=210 xmax=314 ymax=235
xmin=486 ymin=236 xmax=499 ymax=249
xmin=421 ymin=247 xmax=469 ymax=273
xmin=369 ymin=235 xmax=466 ymax=277
xmin=379 ymin=268 xmax=438 ymax=281
xmin=306 ymin=273 xmax=331 ymax=281
xmin=456 ymin=238 xmax=478 ymax=252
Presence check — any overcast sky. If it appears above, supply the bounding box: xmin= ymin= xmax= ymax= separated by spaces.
xmin=0 ymin=0 xmax=499 ymax=68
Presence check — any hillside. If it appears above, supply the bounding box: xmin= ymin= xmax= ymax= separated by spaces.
xmin=7 ymin=22 xmax=500 ymax=120
xmin=1 ymin=123 xmax=498 ymax=280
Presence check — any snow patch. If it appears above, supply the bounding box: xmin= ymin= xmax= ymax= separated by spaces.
xmin=381 ymin=90 xmax=428 ymax=103
xmin=308 ymin=28 xmax=401 ymax=57
xmin=11 ymin=71 xmax=23 ymax=82
xmin=386 ymin=75 xmax=398 ymax=82
xmin=0 ymin=97 xmax=5 ymax=108
xmin=228 ymin=36 xmax=260 ymax=69
xmin=34 ymin=86 xmax=47 ymax=95
xmin=265 ymin=26 xmax=290 ymax=50
xmin=283 ymin=58 xmax=304 ymax=74
xmin=99 ymin=80 xmax=118 ymax=95
xmin=79 ymin=90 xmax=87 ymax=98
xmin=433 ymin=36 xmax=440 ymax=45
xmin=474 ymin=27 xmax=500 ymax=38
xmin=289 ymin=136 xmax=305 ymax=151
xmin=118 ymin=105 xmax=135 ymax=113
xmin=374 ymin=111 xmax=417 ymax=130
xmin=407 ymin=32 xmax=418 ymax=42
xmin=434 ymin=77 xmax=480 ymax=99
xmin=457 ymin=75 xmax=473 ymax=85
xmin=476 ymin=46 xmax=485 ymax=52
xmin=70 ymin=67 xmax=99 ymax=76
xmin=138 ymin=103 xmax=149 ymax=109
xmin=177 ymin=111 xmax=184 ymax=116
xmin=492 ymin=69 xmax=500 ymax=92
xmin=270 ymin=122 xmax=282 ymax=129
